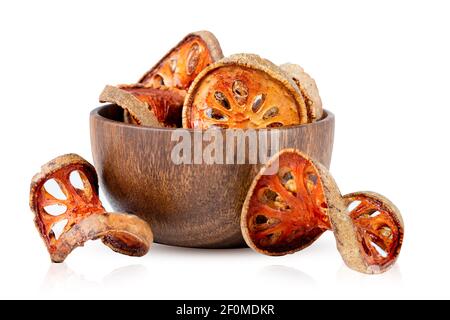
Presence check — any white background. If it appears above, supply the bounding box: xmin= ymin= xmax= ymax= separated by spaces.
xmin=1 ymin=0 xmax=449 ymax=299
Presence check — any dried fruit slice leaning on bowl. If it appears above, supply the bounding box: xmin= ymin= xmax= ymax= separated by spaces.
xmin=241 ymin=149 xmax=404 ymax=274
xmin=115 ymin=30 xmax=224 ymax=126
xmin=280 ymin=63 xmax=323 ymax=122
xmin=30 ymin=154 xmax=153 ymax=263
xmin=183 ymin=54 xmax=309 ymax=129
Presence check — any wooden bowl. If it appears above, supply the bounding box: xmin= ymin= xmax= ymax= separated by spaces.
xmin=90 ymin=104 xmax=334 ymax=248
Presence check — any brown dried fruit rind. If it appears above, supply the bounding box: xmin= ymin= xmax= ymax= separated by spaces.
xmin=118 ymin=84 xmax=186 ymax=127
xmin=183 ymin=54 xmax=308 ymax=129
xmin=280 ymin=63 xmax=323 ymax=121
xmin=99 ymin=85 xmax=162 ymax=127
xmin=30 ymin=153 xmax=153 ymax=262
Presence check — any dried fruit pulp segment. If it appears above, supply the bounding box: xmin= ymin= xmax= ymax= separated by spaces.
xmin=246 ymin=153 xmax=331 ymax=253
xmin=189 ymin=66 xmax=301 ymax=129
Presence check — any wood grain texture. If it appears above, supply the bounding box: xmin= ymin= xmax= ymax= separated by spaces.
xmin=90 ymin=104 xmax=334 ymax=248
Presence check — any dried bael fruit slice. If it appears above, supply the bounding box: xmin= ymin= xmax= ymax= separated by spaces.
xmin=118 ymin=84 xmax=185 ymax=127
xmin=241 ymin=149 xmax=332 ymax=255
xmin=241 ymin=149 xmax=404 ymax=274
xmin=100 ymin=85 xmax=162 ymax=127
xmin=30 ymin=154 xmax=153 ymax=263
xmin=340 ymin=192 xmax=404 ymax=274
xmin=183 ymin=54 xmax=308 ymax=129
xmin=139 ymin=31 xmax=223 ymax=90
xmin=280 ymin=63 xmax=323 ymax=121
xmin=122 ymin=31 xmax=223 ymax=126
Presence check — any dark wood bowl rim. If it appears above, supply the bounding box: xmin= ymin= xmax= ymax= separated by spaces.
xmin=90 ymin=104 xmax=334 ymax=132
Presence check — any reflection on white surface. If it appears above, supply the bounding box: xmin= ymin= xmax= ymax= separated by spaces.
xmin=260 ymin=265 xmax=317 ymax=287
xmin=336 ymin=264 xmax=403 ymax=284
xmin=259 ymin=265 xmax=317 ymax=287
xmin=41 ymin=263 xmax=149 ymax=291
xmin=35 ymin=242 xmax=405 ymax=299
xmin=150 ymin=243 xmax=253 ymax=258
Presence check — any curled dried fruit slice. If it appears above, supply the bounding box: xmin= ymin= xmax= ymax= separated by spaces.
xmin=241 ymin=149 xmax=331 ymax=255
xmin=183 ymin=54 xmax=308 ymax=129
xmin=118 ymin=84 xmax=185 ymax=127
xmin=339 ymin=192 xmax=404 ymax=274
xmin=280 ymin=63 xmax=323 ymax=121
xmin=30 ymin=154 xmax=153 ymax=262
xmin=122 ymin=31 xmax=223 ymax=126
xmin=139 ymin=31 xmax=223 ymax=90
xmin=241 ymin=149 xmax=404 ymax=274
xmin=99 ymin=85 xmax=162 ymax=127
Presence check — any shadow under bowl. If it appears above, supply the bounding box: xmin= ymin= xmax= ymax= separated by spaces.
xmin=90 ymin=104 xmax=334 ymax=248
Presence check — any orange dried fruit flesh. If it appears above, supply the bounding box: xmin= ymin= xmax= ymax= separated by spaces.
xmin=280 ymin=63 xmax=323 ymax=121
xmin=183 ymin=54 xmax=308 ymax=129
xmin=241 ymin=149 xmax=331 ymax=255
xmin=139 ymin=31 xmax=223 ymax=90
xmin=101 ymin=85 xmax=185 ymax=127
xmin=342 ymin=192 xmax=404 ymax=273
xmin=241 ymin=149 xmax=404 ymax=274
xmin=30 ymin=154 xmax=153 ymax=262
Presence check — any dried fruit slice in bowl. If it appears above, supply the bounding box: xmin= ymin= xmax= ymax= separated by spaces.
xmin=340 ymin=192 xmax=404 ymax=274
xmin=30 ymin=154 xmax=153 ymax=263
xmin=241 ymin=149 xmax=404 ymax=274
xmin=139 ymin=31 xmax=223 ymax=90
xmin=183 ymin=54 xmax=309 ymax=129
xmin=280 ymin=63 xmax=323 ymax=121
xmin=100 ymin=85 xmax=185 ymax=127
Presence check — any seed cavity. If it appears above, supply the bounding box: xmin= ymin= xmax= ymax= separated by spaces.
xmin=170 ymin=58 xmax=177 ymax=73
xmin=186 ymin=43 xmax=200 ymax=75
xmin=260 ymin=188 xmax=290 ymax=211
xmin=255 ymin=215 xmax=268 ymax=224
xmin=262 ymin=107 xmax=279 ymax=120
xmin=52 ymin=219 xmax=68 ymax=240
xmin=205 ymin=108 xmax=227 ymax=121
xmin=44 ymin=179 xmax=67 ymax=200
xmin=214 ymin=91 xmax=231 ymax=110
xmin=379 ymin=226 xmax=393 ymax=240
xmin=260 ymin=231 xmax=281 ymax=246
xmin=44 ymin=204 xmax=67 ymax=216
xmin=152 ymin=74 xmax=165 ymax=87
xmin=232 ymin=80 xmax=249 ymax=105
xmin=305 ymin=173 xmax=318 ymax=194
xmin=278 ymin=170 xmax=297 ymax=194
xmin=362 ymin=209 xmax=381 ymax=219
xmin=347 ymin=200 xmax=361 ymax=212
xmin=371 ymin=241 xmax=388 ymax=258
xmin=252 ymin=94 xmax=265 ymax=113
